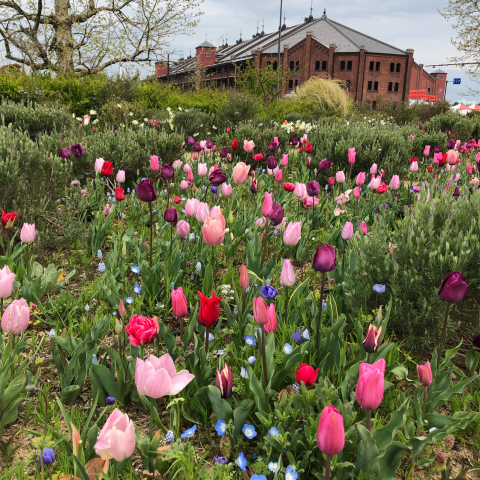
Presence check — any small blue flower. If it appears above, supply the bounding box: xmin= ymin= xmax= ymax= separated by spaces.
xmin=237 ymin=452 xmax=247 ymax=471
xmin=195 ymin=262 xmax=201 ymax=273
xmin=245 ymin=228 xmax=249 ymax=233
xmin=165 ymin=430 xmax=175 ymax=443
xmin=131 ymin=266 xmax=140 ymax=274
xmin=260 ymin=285 xmax=278 ymax=300
xmin=215 ymin=419 xmax=226 ymax=436
xmin=217 ymin=349 xmax=225 ymax=355
xmin=285 ymin=466 xmax=298 ymax=480
xmin=244 ymin=335 xmax=256 ymax=346
xmin=38 ymin=448 xmax=55 ymax=468
xmin=106 ymin=396 xmax=115 ymax=405
xmin=248 ymin=356 xmax=256 ymax=364
xmin=373 ymin=284 xmax=386 ymax=294
xmin=170 ymin=282 xmax=175 ymax=290
xmin=214 ymin=456 xmax=228 ymax=465
xmin=98 ymin=262 xmax=106 ymax=273
xmin=242 ymin=424 xmax=257 ymax=439
xmin=112 ymin=311 xmax=117 ymax=315
xmin=92 ymin=354 xmax=98 ymax=364
xmin=268 ymin=462 xmax=278 ymax=473
xmin=85 ymin=304 xmax=90 ymax=312
xmin=266 ymin=279 xmax=271 ymax=286
xmin=48 ymin=329 xmax=56 ymax=337
xmin=190 ymin=274 xmax=194 ymax=280
xmin=240 ymin=367 xmax=249 ymax=379
xmin=126 ymin=297 xmax=134 ymax=304
xmin=252 ymin=454 xmax=258 ymax=459
xmin=97 ymin=250 xmax=102 ymax=259
xmin=303 ymin=329 xmax=310 ymax=340
xmin=291 ymin=329 xmax=303 ymax=344
xmin=127 ymin=188 xmax=131 ymax=193
xmin=283 ymin=343 xmax=293 ymax=354
xmin=272 ymin=230 xmax=279 ymax=236
xmin=181 ymin=425 xmax=197 ymax=438
xmin=153 ymin=209 xmax=157 ymax=213
xmin=134 ymin=285 xmax=142 ymax=294
xmin=205 ymin=332 xmax=215 ymax=341
xmin=247 ymin=314 xmax=254 ymax=319
xmin=211 ymin=186 xmax=218 ymax=193
xmin=189 ymin=233 xmax=195 ymax=241
xmin=322 ymin=299 xmax=327 ymax=312
xmin=165 ymin=241 xmax=170 ymax=247
xmin=246 ymin=286 xmax=250 ymax=293
xmin=268 ymin=426 xmax=279 ymax=437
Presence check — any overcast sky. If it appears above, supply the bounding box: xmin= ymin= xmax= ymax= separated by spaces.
xmin=168 ymin=0 xmax=476 ymax=103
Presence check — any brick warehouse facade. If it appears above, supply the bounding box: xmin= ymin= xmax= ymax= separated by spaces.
xmin=155 ymin=10 xmax=440 ymax=104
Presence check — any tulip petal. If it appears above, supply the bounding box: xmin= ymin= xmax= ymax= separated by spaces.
xmin=168 ymin=370 xmax=196 ymax=395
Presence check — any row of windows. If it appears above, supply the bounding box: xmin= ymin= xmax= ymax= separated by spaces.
xmin=367 ymin=81 xmax=400 ymax=92
xmin=368 ymin=61 xmax=402 ymax=73
xmin=282 ymin=60 xmax=402 ymax=73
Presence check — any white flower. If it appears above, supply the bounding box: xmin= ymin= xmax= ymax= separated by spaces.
xmin=117 ymin=103 xmax=122 ymax=108
xmin=92 ymin=119 xmax=99 ymax=124
xmin=90 ymin=109 xmax=97 ymax=115
xmin=144 ymin=118 xmax=149 ymax=122
xmin=76 ymin=117 xmax=83 ymax=122
xmin=128 ymin=112 xmax=133 ymax=116
xmin=139 ymin=123 xmax=144 ymax=128
xmin=132 ymin=120 xmax=139 ymax=125
xmin=178 ymin=107 xmax=182 ymax=111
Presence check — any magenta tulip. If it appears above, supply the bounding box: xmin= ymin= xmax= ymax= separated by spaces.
xmin=312 ymin=244 xmax=337 ymax=272
xmin=438 ymin=271 xmax=468 ymax=302
xmin=356 ymin=359 xmax=385 ymax=410
xmin=360 ymin=222 xmax=368 ymax=235
xmin=417 ymin=361 xmax=433 ymax=387
xmin=348 ymin=148 xmax=356 ymax=164
xmin=262 ymin=192 xmax=273 ymax=216
xmin=316 ymin=404 xmax=345 ymax=456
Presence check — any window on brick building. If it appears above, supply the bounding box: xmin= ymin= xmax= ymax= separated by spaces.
xmin=372 ymin=100 xmax=377 ymax=109
xmin=440 ymin=76 xmax=444 ymax=79
xmin=428 ymin=87 xmax=430 ymax=92
xmin=368 ymin=81 xmax=372 ymax=91
xmin=388 ymin=82 xmax=393 ymax=91
xmin=347 ymin=60 xmax=352 ymax=70
xmin=390 ymin=63 xmax=395 ymax=72
xmin=205 ymin=51 xmax=211 ymax=57
xmin=315 ymin=61 xmax=320 ymax=70
xmin=273 ymin=61 xmax=277 ymax=70
xmin=376 ymin=62 xmax=380 ymax=71
xmin=295 ymin=80 xmax=299 ymax=86
xmin=296 ymin=61 xmax=300 ymax=71
xmin=290 ymin=61 xmax=294 ymax=70
xmin=289 ymin=80 xmax=293 ymax=89
xmin=438 ymin=88 xmax=442 ymax=93
xmin=267 ymin=61 xmax=271 ymax=66
xmin=369 ymin=61 xmax=374 ymax=71
xmin=322 ymin=61 xmax=327 ymax=70
xmin=396 ymin=63 xmax=401 ymax=72
xmin=394 ymin=82 xmax=399 ymax=92
xmin=340 ymin=60 xmax=345 ymax=71
xmin=374 ymin=81 xmax=378 ymax=91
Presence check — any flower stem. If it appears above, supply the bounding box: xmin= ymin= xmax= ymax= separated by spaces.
xmin=170 ymin=223 xmax=173 ymax=259
xmin=262 ymin=326 xmax=269 ymax=406
xmin=149 ymin=203 xmax=153 ymax=268
xmin=284 ymin=286 xmax=289 ymax=321
xmin=205 ymin=327 xmax=210 ymax=354
xmin=315 ymin=272 xmax=326 ymax=352
xmin=416 ymin=386 xmax=429 ymax=436
xmin=366 ymin=409 xmax=372 ymax=431
xmin=325 ymin=455 xmax=332 ymax=480
xmin=438 ymin=303 xmax=451 ymax=367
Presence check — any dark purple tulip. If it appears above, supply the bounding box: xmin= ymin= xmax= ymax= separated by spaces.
xmin=70 ymin=144 xmax=85 ymax=157
xmin=136 ymin=178 xmax=157 ymax=202
xmin=291 ymin=137 xmax=299 ymax=146
xmin=306 ymin=180 xmax=320 ymax=197
xmin=466 ymin=140 xmax=474 ymax=149
xmin=453 ymin=186 xmax=460 ymax=197
xmin=317 ymin=158 xmax=333 ymax=172
xmin=438 ymin=271 xmax=468 ymax=302
xmin=209 ymin=168 xmax=227 ymax=186
xmin=193 ymin=141 xmax=202 ymax=152
xmin=268 ymin=202 xmax=284 ymax=226
xmin=161 ymin=162 xmax=174 ymax=180
xmin=266 ymin=156 xmax=278 ymax=170
xmin=164 ymin=208 xmax=178 ymax=226
xmin=312 ymin=244 xmax=337 ymax=272
xmin=434 ymin=145 xmax=442 ymax=153
xmin=418 ymin=123 xmax=423 ymax=130
xmin=59 ymin=147 xmax=71 ymax=159
xmin=206 ymin=140 xmax=213 ymax=149
xmin=188 ymin=136 xmax=195 ymax=145
xmin=250 ymin=178 xmax=259 ymax=193
xmin=220 ymin=147 xmax=228 ymax=158
xmin=473 ymin=333 xmax=480 ymax=350
xmin=269 ymin=141 xmax=278 ymax=152
xmin=447 ymin=139 xmax=455 ymax=149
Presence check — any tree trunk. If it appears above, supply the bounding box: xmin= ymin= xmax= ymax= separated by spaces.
xmin=54 ymin=0 xmax=75 ymax=73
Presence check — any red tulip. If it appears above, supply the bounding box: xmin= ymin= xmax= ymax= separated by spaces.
xmin=252 ymin=297 xmax=269 ymax=325
xmin=305 ymin=142 xmax=313 ymax=153
xmin=115 ymin=187 xmax=125 ymax=201
xmin=101 ymin=160 xmax=113 ymax=177
xmin=295 ymin=363 xmax=319 ymax=386
xmin=197 ymin=290 xmax=221 ymax=328
xmin=231 ymin=139 xmax=239 ymax=151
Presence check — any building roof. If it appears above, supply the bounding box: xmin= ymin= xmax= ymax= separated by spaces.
xmin=196 ymin=40 xmax=215 ymax=48
xmin=164 ymin=12 xmax=408 ymax=77
xmin=431 ymin=68 xmax=447 ymax=75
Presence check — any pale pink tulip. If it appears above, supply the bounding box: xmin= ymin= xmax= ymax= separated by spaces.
xmin=356 ymin=172 xmax=366 ymax=185
xmin=202 ymin=214 xmax=227 ymax=246
xmin=1 ymin=298 xmax=29 ymax=334
xmin=150 ymin=155 xmax=159 ymax=171
xmin=20 ymin=223 xmax=35 ymax=243
xmin=176 ymin=220 xmax=191 ymax=239
xmin=232 ymin=162 xmax=250 ymax=184
xmin=410 ymin=161 xmax=418 ymax=172
xmin=283 ymin=221 xmax=302 ymax=246
xmin=95 ymin=158 xmax=105 ymax=172
xmin=94 ymin=409 xmax=135 ymax=461
xmin=195 ymin=202 xmax=210 ymax=222
xmin=200 ymin=140 xmax=206 ymax=149
xmin=116 ymin=170 xmax=125 ymax=183
xmin=243 ymin=140 xmax=255 ymax=153
xmin=180 ymin=180 xmax=189 ymax=190
xmin=341 ymin=221 xmax=353 ymax=240
xmin=210 ymin=205 xmax=221 ymax=217
xmin=198 ymin=163 xmax=207 ymax=176
xmin=222 ymin=183 xmax=233 ymax=196
xmin=183 ymin=164 xmax=191 ymax=174
xmin=267 ymin=166 xmax=279 ymax=176
xmin=185 ymin=199 xmax=199 ymax=217
xmin=370 ymin=163 xmax=377 ymax=175
xmin=172 ymin=159 xmax=183 ymax=170
xmin=446 ymin=150 xmax=459 ymax=165
xmin=424 ymin=145 xmax=431 ymax=156
xmin=281 ymin=154 xmax=289 ymax=166
xmin=0 ymin=266 xmax=15 ymax=299
xmin=369 ymin=176 xmax=381 ymax=190
xmin=255 ymin=217 xmax=266 ymax=227
xmin=280 ymin=259 xmax=296 ymax=286
xmin=336 ymin=171 xmax=346 ymax=183
xmin=262 ymin=192 xmax=273 ymax=216
xmin=294 ymin=183 xmax=307 ymax=199
xmin=304 ymin=197 xmax=320 ymax=209
xmin=389 ymin=175 xmax=401 ymax=190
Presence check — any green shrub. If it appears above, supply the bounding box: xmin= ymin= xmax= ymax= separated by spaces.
xmin=173 ymin=108 xmax=216 ymax=138
xmin=427 ymin=111 xmax=480 ymax=139
xmin=99 ymin=99 xmax=147 ymax=127
xmin=214 ymin=92 xmax=261 ymax=128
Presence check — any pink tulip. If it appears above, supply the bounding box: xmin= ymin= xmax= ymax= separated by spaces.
xmin=0 ymin=266 xmax=15 ymax=298
xmin=116 ymin=170 xmax=126 ymax=183
xmin=252 ymin=297 xmax=269 ymax=324
xmin=135 ymin=354 xmax=194 ymax=398
xmin=210 ymin=205 xmax=221 ymax=217
xmin=317 ymin=404 xmax=345 ymax=456
xmin=172 ymin=159 xmax=183 ymax=170
xmin=243 ymin=140 xmax=255 ymax=153
xmin=354 ymin=186 xmax=361 ymax=198
xmin=348 ymin=148 xmax=356 ymax=164
xmin=274 ymin=136 xmax=279 ymax=144
xmin=369 ymin=176 xmax=381 ymax=190
xmin=410 ymin=161 xmax=418 ymax=172
xmin=370 ymin=163 xmax=377 ymax=175
xmin=185 ymin=199 xmax=199 ymax=217
xmin=103 ymin=204 xmax=110 ymax=216
xmin=307 ymin=157 xmax=311 ymax=166
xmin=446 ymin=150 xmax=459 ymax=165
xmin=281 ymin=154 xmax=289 ymax=166
xmin=213 ymin=145 xmax=217 ymax=151
xmin=417 ymin=361 xmax=433 ymax=387
xmin=94 ymin=409 xmax=135 ymax=462
xmin=255 ymin=217 xmax=266 ymax=227
xmin=341 ymin=221 xmax=353 ymax=240
xmin=356 ymin=172 xmax=366 ymax=185
xmin=264 ymin=304 xmax=277 ymax=333
xmin=283 ymin=221 xmax=302 ymax=246
xmin=198 ymin=163 xmax=207 ymax=176
xmin=95 ymin=158 xmax=105 ymax=172
xmin=446 ymin=164 xmax=452 ymax=172
xmin=262 ymin=192 xmax=273 ymax=216
xmin=294 ymin=183 xmax=307 ymax=199
xmin=455 ymin=140 xmax=461 ymax=149
xmin=389 ymin=175 xmax=401 ymax=190
xmin=424 ymin=145 xmax=431 ymax=156
xmin=200 ymin=140 xmax=206 ymax=149
xmin=208 ymin=165 xmax=217 ymax=177
xmin=240 ymin=264 xmax=249 ymax=290
xmin=336 ymin=171 xmax=346 ymax=183
xmin=20 ymin=223 xmax=35 ymax=243
xmin=328 ymin=177 xmax=335 ymax=186
xmin=304 ymin=197 xmax=320 ymax=209
xmin=180 ymin=180 xmax=189 ymax=190
xmin=187 ymin=169 xmax=194 ymax=182
xmin=150 ymin=155 xmax=159 ymax=171
xmin=192 ymin=153 xmax=198 ymax=160
xmin=176 ymin=220 xmax=191 ymax=239
xmin=467 ymin=163 xmax=473 ymax=175
xmin=267 ymin=166 xmax=279 ymax=176
xmin=195 ymin=202 xmax=210 ymax=222
xmin=222 ymin=183 xmax=233 ymax=196
xmin=183 ymin=164 xmax=191 ymax=174
xmin=280 ymin=259 xmax=295 ymax=286
xmin=202 ymin=214 xmax=227 ymax=246
xmin=276 ymin=170 xmax=283 ymax=182
xmin=81 ymin=189 xmax=87 ymax=194
xmin=171 ymin=287 xmax=188 ymax=317
xmin=1 ymin=298 xmax=29 ymax=334
xmin=232 ymin=162 xmax=250 ymax=184
xmin=360 ymin=222 xmax=368 ymax=235
xmin=355 ymin=359 xmax=385 ymax=410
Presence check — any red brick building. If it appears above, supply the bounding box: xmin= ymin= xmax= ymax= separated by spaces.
xmin=156 ymin=10 xmax=438 ymax=105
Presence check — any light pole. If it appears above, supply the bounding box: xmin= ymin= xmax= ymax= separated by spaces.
xmin=276 ymin=0 xmax=283 ymax=99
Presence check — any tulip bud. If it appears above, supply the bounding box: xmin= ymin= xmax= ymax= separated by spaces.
xmin=216 ymin=364 xmax=233 ymax=398
xmin=354 ymin=186 xmax=361 ymax=198
xmin=435 ymin=452 xmax=446 ymax=468
xmin=119 ymin=299 xmax=126 ymax=317
xmin=240 ymin=265 xmax=249 ymax=290
xmin=417 ymin=361 xmax=432 ymax=386
xmin=363 ymin=324 xmax=382 ymax=353
xmin=341 ymin=221 xmax=353 ymax=241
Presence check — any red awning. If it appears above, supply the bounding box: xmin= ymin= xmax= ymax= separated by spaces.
xmin=459 ymin=103 xmax=473 ymax=111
